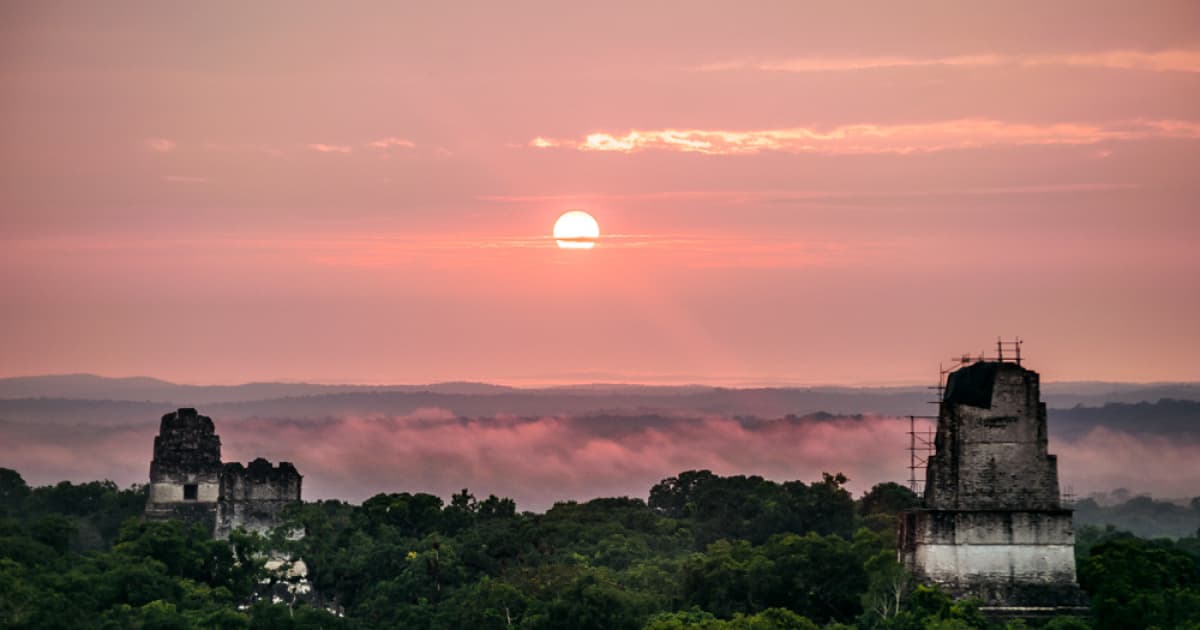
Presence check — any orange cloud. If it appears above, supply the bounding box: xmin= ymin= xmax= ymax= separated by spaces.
xmin=367 ymin=137 xmax=416 ymax=149
xmin=477 ymin=183 xmax=1138 ymax=205
xmin=530 ymin=119 xmax=1200 ymax=156
xmin=307 ymin=143 xmax=353 ymax=153
xmin=699 ymin=49 xmax=1200 ymax=74
xmin=1028 ymin=49 xmax=1200 ymax=73
xmin=699 ymin=55 xmax=1006 ymax=73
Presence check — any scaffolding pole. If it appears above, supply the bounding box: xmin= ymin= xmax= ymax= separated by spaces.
xmin=907 ymin=415 xmax=936 ymax=494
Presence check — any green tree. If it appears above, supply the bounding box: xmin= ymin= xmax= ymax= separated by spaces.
xmin=531 ymin=571 xmax=659 ymax=630
xmin=857 ymin=482 xmax=919 ymax=534
xmin=30 ymin=513 xmax=76 ymax=553
xmin=1079 ymin=536 xmax=1200 ymax=630
xmin=434 ymin=576 xmax=531 ymax=629
xmin=681 ymin=539 xmax=773 ymax=617
xmin=0 ymin=468 xmax=30 ymax=515
xmin=643 ymin=607 xmax=820 ymax=630
xmin=727 ymin=608 xmax=818 ymax=629
xmin=860 ymin=551 xmax=912 ymax=624
xmin=649 ymin=470 xmax=856 ymax=545
xmin=1041 ymin=617 xmax=1092 ymax=630
xmin=760 ymin=532 xmax=867 ymax=623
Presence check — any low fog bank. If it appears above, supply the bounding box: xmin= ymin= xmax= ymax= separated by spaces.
xmin=2 ymin=410 xmax=1198 ymax=513
xmin=4 ymin=374 xmax=1199 ymax=422
xmin=1074 ymin=493 xmax=1200 ymax=538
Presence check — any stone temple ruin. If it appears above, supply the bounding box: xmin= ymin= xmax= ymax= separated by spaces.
xmin=899 ymin=353 xmax=1087 ymax=615
xmin=145 ymin=408 xmax=301 ymax=538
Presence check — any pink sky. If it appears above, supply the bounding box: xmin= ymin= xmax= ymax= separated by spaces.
xmin=2 ymin=2 xmax=1199 ymax=385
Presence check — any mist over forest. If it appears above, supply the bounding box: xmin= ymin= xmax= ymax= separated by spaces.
xmin=2 ymin=375 xmax=1197 ymax=525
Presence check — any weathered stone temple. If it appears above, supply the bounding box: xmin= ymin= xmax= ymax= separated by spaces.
xmin=899 ymin=359 xmax=1087 ymax=615
xmin=146 ymin=408 xmax=301 ymax=538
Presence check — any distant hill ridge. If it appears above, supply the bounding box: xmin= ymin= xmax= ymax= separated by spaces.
xmin=0 ymin=375 xmax=1198 ymax=429
xmin=2 ymin=373 xmax=1197 ymax=406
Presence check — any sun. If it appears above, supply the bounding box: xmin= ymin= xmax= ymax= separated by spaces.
xmin=553 ymin=210 xmax=600 ymax=249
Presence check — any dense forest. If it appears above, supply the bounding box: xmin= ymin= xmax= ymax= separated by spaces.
xmin=2 ymin=467 xmax=1199 ymax=629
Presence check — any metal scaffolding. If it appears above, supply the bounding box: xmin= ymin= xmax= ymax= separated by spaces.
xmin=907 ymin=338 xmax=1026 ymax=495
xmin=907 ymin=414 xmax=936 ymax=494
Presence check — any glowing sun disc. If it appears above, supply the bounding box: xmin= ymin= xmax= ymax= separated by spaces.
xmin=553 ymin=210 xmax=600 ymax=249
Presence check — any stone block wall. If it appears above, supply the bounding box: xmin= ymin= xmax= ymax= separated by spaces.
xmin=215 ymin=458 xmax=302 ymax=537
xmin=925 ymin=362 xmax=1060 ymax=511
xmin=145 ymin=408 xmax=224 ymax=525
xmin=149 ymin=480 xmax=221 ymax=503
xmin=145 ymin=408 xmax=301 ymax=538
xmin=900 ymin=509 xmax=1079 ymax=596
xmin=220 ymin=459 xmax=302 ymax=502
xmin=902 ymin=360 xmax=1086 ymax=614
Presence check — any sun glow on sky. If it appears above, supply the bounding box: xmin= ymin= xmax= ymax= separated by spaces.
xmin=553 ymin=210 xmax=600 ymax=249
xmin=2 ymin=4 xmax=1199 ymax=384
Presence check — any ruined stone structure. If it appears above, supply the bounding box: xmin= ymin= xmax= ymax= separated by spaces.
xmin=146 ymin=408 xmax=301 ymax=538
xmin=899 ymin=360 xmax=1087 ymax=615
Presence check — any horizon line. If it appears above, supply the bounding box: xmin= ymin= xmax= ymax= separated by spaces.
xmin=2 ymin=371 xmax=1197 ymax=390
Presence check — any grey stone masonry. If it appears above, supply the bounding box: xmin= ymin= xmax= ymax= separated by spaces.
xmin=215 ymin=458 xmax=303 ymax=538
xmin=900 ymin=360 xmax=1087 ymax=616
xmin=145 ymin=409 xmax=223 ymax=530
xmin=926 ymin=362 xmax=1060 ymax=511
xmin=145 ymin=408 xmax=301 ymax=538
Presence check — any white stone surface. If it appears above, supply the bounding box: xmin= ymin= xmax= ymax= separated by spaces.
xmin=914 ymin=543 xmax=1077 ymax=582
xmin=149 ymin=481 xmax=220 ymax=503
